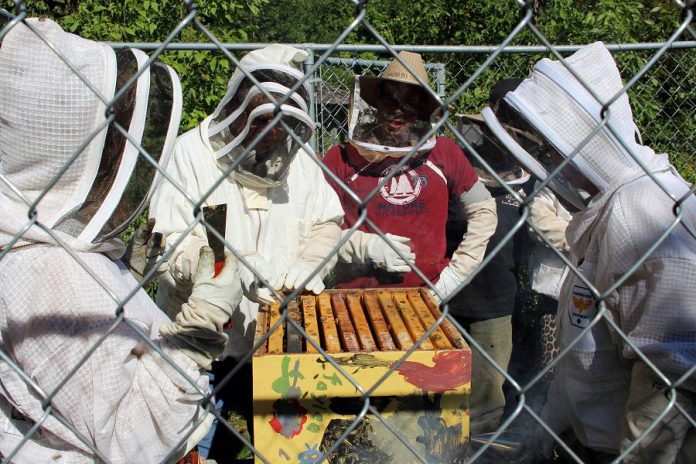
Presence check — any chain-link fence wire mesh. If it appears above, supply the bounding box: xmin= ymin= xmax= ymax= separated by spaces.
xmin=314 ymin=45 xmax=696 ymax=185
xmin=0 ymin=0 xmax=695 ymax=463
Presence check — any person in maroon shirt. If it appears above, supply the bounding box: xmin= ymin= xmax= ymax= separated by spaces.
xmin=323 ymin=52 xmax=498 ymax=301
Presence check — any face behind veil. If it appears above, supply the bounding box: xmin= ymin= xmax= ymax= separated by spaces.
xmin=207 ymin=46 xmax=315 ymax=189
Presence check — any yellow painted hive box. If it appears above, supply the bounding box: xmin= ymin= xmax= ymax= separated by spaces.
xmin=252 ymin=288 xmax=471 ymax=464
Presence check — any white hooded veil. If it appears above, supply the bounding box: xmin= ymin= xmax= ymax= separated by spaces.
xmin=481 ymin=42 xmax=676 ymax=210
xmin=481 ymin=41 xmax=691 ymax=255
xmin=0 ymin=18 xmax=182 ymax=254
xmin=206 ymin=44 xmax=314 ymax=189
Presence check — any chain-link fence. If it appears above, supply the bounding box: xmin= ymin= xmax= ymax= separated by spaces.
xmin=311 ymin=44 xmax=696 ymax=183
xmin=0 ymin=1 xmax=695 ymax=464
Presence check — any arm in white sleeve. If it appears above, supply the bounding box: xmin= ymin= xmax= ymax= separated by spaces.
xmin=296 ymin=221 xmax=342 ymax=277
xmin=529 ymin=191 xmax=570 ymax=252
xmin=448 ymin=180 xmax=498 ymax=281
xmin=160 ymin=248 xmax=244 ymax=370
xmin=282 ymin=149 xmax=346 ymax=294
xmin=614 ymin=256 xmax=696 ymax=389
xmin=305 ymin=149 xmax=345 ymax=272
xmin=149 ymin=141 xmax=208 ymax=284
xmin=283 ymin=221 xmax=342 ymax=295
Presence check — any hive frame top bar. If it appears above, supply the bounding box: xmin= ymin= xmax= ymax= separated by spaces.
xmin=254 ymin=287 xmax=468 ymax=356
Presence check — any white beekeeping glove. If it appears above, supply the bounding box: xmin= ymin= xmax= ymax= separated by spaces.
xmin=432 ymin=193 xmax=497 ymax=304
xmin=365 ymin=233 xmax=415 ymax=273
xmin=159 ymin=247 xmax=243 ymax=370
xmin=238 ymin=252 xmax=284 ymax=304
xmin=431 ymin=265 xmax=463 ymax=305
xmin=283 ymin=263 xmax=325 ymax=294
xmin=283 ymin=221 xmax=341 ymax=294
xmin=338 ymin=230 xmax=416 ymax=273
xmin=170 ymin=237 xmax=209 ymax=284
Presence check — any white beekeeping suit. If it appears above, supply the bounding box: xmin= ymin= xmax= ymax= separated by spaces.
xmin=482 ymin=42 xmax=696 ymax=461
xmin=0 ymin=19 xmax=243 ymax=463
xmin=150 ymin=45 xmax=343 ymax=360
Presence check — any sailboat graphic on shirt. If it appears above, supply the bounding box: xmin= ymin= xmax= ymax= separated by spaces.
xmin=380 ymin=166 xmax=423 ymax=205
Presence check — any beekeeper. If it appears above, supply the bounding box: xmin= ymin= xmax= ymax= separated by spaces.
xmin=150 ymin=45 xmax=344 ymax=359
xmin=480 ymin=41 xmax=696 ymax=462
xmin=0 ymin=18 xmax=244 ymax=462
xmin=451 ymin=78 xmax=533 ymax=435
xmin=322 ymin=51 xmax=497 ymax=302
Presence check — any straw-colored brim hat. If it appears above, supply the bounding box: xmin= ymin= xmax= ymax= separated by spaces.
xmin=359 ymin=51 xmax=441 ymax=117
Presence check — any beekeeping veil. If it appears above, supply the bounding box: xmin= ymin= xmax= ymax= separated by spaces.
xmin=348 ymin=51 xmax=439 ymax=163
xmin=458 ymin=79 xmax=530 ymax=188
xmin=207 ymin=44 xmax=314 ymax=189
xmin=481 ymin=42 xmax=667 ymax=212
xmin=0 ymin=18 xmax=182 ymax=253
xmin=458 ymin=114 xmax=531 ymax=188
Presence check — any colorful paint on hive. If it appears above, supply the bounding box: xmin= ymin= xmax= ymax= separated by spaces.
xmin=254 ymin=351 xmax=470 ymax=462
xmin=270 ymin=356 xmax=308 ymax=438
xmin=297 ymin=443 xmax=322 ymax=464
xmin=392 ymin=351 xmax=471 ymax=392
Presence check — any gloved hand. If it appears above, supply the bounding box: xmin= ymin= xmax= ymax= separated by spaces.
xmin=170 ymin=237 xmax=208 ymax=285
xmin=238 ymin=253 xmax=284 ymax=304
xmin=122 ymin=218 xmax=168 ymax=281
xmin=159 ymin=247 xmax=243 ymax=370
xmin=365 ymin=233 xmax=415 ymax=273
xmin=283 ymin=263 xmax=325 ymax=295
xmin=430 ymin=265 xmax=464 ymax=304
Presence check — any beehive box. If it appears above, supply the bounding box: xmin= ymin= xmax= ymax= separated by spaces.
xmin=252 ymin=288 xmax=471 ymax=464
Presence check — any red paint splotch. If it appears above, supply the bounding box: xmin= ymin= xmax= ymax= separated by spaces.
xmin=393 ymin=351 xmax=471 ymax=392
xmin=214 ymin=261 xmax=224 ymax=277
xmin=268 ymin=399 xmax=308 ymax=438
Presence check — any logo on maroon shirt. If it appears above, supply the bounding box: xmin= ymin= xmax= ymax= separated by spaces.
xmin=379 ymin=165 xmax=424 ymax=205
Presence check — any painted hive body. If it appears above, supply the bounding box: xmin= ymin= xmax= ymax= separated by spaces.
xmin=252 ymin=288 xmax=471 ymax=463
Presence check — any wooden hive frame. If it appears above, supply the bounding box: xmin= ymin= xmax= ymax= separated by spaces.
xmin=253 ymin=287 xmax=467 ymax=356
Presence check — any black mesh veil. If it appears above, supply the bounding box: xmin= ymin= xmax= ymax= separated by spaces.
xmin=53 ymin=49 xmax=180 ymax=243
xmin=458 ymin=115 xmax=530 ymax=184
xmin=207 ymin=67 xmax=314 ymax=187
xmin=95 ymin=59 xmax=176 ymax=241
xmin=481 ymin=104 xmax=597 ymax=212
xmin=209 ymin=68 xmax=310 ymax=140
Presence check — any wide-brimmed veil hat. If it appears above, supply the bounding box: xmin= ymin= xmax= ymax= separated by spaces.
xmin=347 ymin=51 xmax=439 ymax=162
xmin=359 ymin=51 xmax=440 ymax=117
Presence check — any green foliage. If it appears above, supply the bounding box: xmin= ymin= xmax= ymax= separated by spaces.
xmin=537 ymin=0 xmax=681 ymax=43
xmin=246 ymin=0 xmax=693 ymax=180
xmin=251 ymin=0 xmax=354 ymax=44
xmin=2 ymin=0 xmax=692 ymax=178
xmin=360 ymin=0 xmax=520 ymax=46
